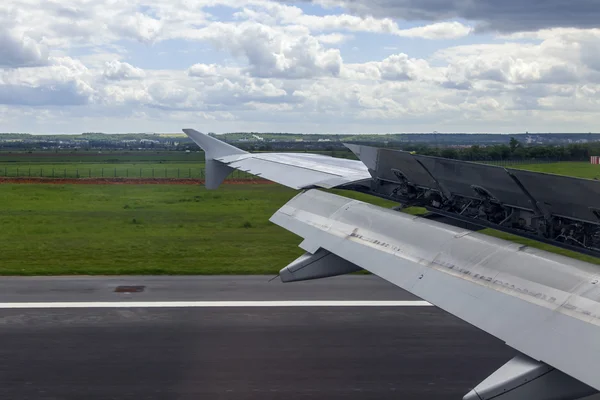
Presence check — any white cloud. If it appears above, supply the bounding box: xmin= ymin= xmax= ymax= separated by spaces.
xmin=316 ymin=33 xmax=352 ymax=44
xmin=197 ymin=21 xmax=343 ymax=79
xmin=435 ymin=37 xmax=584 ymax=87
xmin=102 ymin=85 xmax=152 ymax=105
xmin=395 ymin=22 xmax=473 ymax=39
xmin=187 ymin=63 xmax=242 ymax=78
xmin=1 ymin=0 xmax=600 ymax=133
xmin=0 ymin=27 xmax=48 ymax=68
xmin=98 ymin=66 xmax=297 ymax=114
xmin=236 ymin=4 xmax=472 ymax=39
xmin=343 ymin=54 xmax=442 ymax=82
xmin=0 ymin=56 xmax=95 ymax=106
xmin=292 ymin=14 xmax=398 ymax=34
xmin=114 ymin=13 xmax=163 ymax=44
xmin=378 ymin=54 xmax=437 ymax=81
xmin=0 ymin=0 xmax=210 ymax=49
xmin=0 ymin=82 xmax=89 ymax=106
xmin=148 ymin=81 xmax=191 ymax=104
xmin=103 ymin=61 xmax=145 ymax=80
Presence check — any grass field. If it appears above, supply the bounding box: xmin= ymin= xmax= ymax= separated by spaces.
xmin=1 ymin=154 xmax=599 ymax=180
xmin=1 ymin=181 xmax=598 ymax=276
xmin=0 ymin=149 xmax=209 ymax=179
xmin=510 ymin=161 xmax=600 ymax=179
xmin=1 ymin=159 xmax=600 ymax=275
xmin=0 ymin=150 xmax=205 ymax=163
xmin=0 ymin=184 xmax=396 ymax=275
xmin=0 ymin=184 xmax=297 ymax=275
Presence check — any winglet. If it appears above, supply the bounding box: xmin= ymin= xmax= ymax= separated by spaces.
xmin=183 ymin=129 xmax=247 ymax=160
xmin=182 ymin=129 xmax=248 ymax=189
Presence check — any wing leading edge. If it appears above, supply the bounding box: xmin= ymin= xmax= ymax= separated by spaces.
xmin=183 ymin=129 xmax=370 ymax=190
xmin=270 ymin=189 xmax=600 ymax=399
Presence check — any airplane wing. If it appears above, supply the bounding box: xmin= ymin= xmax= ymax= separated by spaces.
xmin=271 ymin=189 xmax=600 ymax=400
xmin=183 ymin=129 xmax=370 ymax=189
xmin=184 ymin=128 xmax=600 ymax=399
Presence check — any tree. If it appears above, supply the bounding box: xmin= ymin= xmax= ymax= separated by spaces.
xmin=487 ymin=145 xmax=509 ymax=160
xmin=440 ymin=148 xmax=458 ymax=159
xmin=513 ymin=146 xmax=528 ymax=159
xmin=509 ymin=137 xmax=520 ymax=152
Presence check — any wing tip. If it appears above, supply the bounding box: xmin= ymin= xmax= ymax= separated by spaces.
xmin=182 ymin=128 xmax=247 ymax=159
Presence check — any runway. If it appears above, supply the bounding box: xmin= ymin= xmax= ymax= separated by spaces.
xmin=0 ymin=275 xmax=514 ymax=399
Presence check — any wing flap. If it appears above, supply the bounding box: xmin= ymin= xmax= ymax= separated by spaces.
xmin=270 ymin=189 xmax=600 ymax=391
xmin=279 ymin=248 xmax=362 ymax=282
xmin=463 ymin=354 xmax=595 ymax=400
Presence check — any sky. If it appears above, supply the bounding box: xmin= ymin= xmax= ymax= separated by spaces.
xmin=1 ymin=0 xmax=600 ymax=134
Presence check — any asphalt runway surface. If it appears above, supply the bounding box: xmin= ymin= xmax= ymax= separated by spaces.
xmin=0 ymin=275 xmax=525 ymax=399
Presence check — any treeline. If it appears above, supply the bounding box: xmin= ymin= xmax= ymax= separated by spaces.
xmin=399 ymin=138 xmax=595 ymax=161
xmin=211 ymin=138 xmax=600 ymax=162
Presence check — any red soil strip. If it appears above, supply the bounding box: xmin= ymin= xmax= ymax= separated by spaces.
xmin=0 ymin=152 xmax=186 ymax=158
xmin=0 ymin=177 xmax=274 ymax=185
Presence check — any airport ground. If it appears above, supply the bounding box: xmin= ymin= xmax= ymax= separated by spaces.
xmin=2 ymin=159 xmax=600 ymax=399
xmin=0 ymin=275 xmax=516 ymax=400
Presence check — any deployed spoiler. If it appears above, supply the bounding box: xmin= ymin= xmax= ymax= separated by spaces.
xmin=345 ymin=144 xmax=600 ymax=259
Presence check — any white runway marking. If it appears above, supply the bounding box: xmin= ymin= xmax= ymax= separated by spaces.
xmin=0 ymin=300 xmax=432 ymax=309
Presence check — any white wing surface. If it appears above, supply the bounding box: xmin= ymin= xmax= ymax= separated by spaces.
xmin=270 ymin=189 xmax=600 ymax=399
xmin=183 ymin=129 xmax=370 ymax=189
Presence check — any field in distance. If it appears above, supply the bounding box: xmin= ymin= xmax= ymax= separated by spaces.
xmin=0 ymin=184 xmax=305 ymax=275
xmin=0 ymin=150 xmax=207 ymax=178
xmin=1 ymin=147 xmax=600 ymax=180
xmin=0 ymin=150 xmax=205 ymax=163
xmin=1 ymin=182 xmax=600 ymax=275
xmin=1 ymin=159 xmax=600 ymax=275
xmin=0 ymin=184 xmax=398 ymax=275
xmin=508 ymin=161 xmax=600 ymax=179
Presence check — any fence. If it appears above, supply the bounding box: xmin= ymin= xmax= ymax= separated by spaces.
xmin=0 ymin=158 xmax=572 ymax=179
xmin=0 ymin=167 xmax=257 ymax=180
xmin=475 ymin=158 xmax=563 ymax=167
